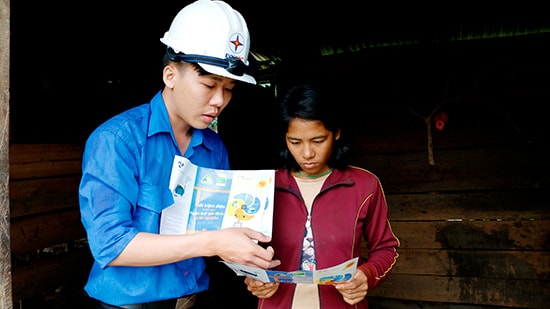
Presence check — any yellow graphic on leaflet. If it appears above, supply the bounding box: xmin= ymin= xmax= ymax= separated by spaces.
xmin=227 ymin=179 xmax=271 ymax=222
xmin=257 ymin=179 xmax=268 ymax=188
xmin=234 ymin=207 xmax=254 ymax=221
xmin=228 ymin=193 xmax=257 ymax=221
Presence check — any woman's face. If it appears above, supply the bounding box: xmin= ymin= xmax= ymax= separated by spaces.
xmin=285 ymin=118 xmax=340 ymax=176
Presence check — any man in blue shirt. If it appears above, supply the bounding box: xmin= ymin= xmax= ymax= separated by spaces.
xmin=79 ymin=1 xmax=280 ymax=308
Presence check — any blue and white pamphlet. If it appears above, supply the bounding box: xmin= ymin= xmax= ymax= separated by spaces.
xmin=160 ymin=155 xmax=274 ymax=237
xmin=222 ymin=257 xmax=359 ymax=285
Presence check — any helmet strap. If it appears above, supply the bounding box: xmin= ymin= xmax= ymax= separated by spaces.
xmin=166 ymin=47 xmax=249 ymax=77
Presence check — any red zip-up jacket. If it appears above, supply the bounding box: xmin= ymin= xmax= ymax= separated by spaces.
xmin=258 ymin=167 xmax=400 ymax=309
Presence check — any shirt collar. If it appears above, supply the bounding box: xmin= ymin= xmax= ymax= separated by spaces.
xmin=147 ymin=90 xmax=216 ymax=153
xmin=148 ymin=90 xmax=172 ymax=136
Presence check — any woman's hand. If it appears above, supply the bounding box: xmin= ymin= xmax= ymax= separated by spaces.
xmin=244 ymin=276 xmax=280 ymax=298
xmin=334 ymin=269 xmax=369 ymax=305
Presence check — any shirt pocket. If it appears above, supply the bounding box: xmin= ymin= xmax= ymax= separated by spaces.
xmin=135 ymin=184 xmax=175 ymax=232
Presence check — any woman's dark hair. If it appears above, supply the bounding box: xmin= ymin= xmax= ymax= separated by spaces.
xmin=278 ymin=83 xmax=350 ymax=171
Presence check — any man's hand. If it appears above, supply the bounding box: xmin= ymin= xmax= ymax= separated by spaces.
xmin=212 ymin=228 xmax=281 ymax=269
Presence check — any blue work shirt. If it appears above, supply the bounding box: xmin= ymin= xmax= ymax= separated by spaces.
xmin=79 ymin=90 xmax=230 ymax=306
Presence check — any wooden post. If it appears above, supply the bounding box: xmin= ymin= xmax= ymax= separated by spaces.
xmin=0 ymin=0 xmax=13 ymax=308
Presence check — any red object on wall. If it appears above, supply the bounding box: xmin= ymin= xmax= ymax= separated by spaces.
xmin=434 ymin=112 xmax=448 ymax=131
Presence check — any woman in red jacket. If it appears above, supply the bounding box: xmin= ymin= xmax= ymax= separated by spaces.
xmin=244 ymin=84 xmax=400 ymax=308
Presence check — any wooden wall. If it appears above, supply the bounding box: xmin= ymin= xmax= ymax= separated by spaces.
xmin=348 ymin=97 xmax=550 ymax=308
xmin=360 ymin=150 xmax=549 ymax=308
xmin=9 ymin=144 xmax=94 ymax=307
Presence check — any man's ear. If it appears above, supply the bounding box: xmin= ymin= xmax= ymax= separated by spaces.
xmin=335 ymin=128 xmax=342 ymax=141
xmin=163 ymin=64 xmax=177 ymax=88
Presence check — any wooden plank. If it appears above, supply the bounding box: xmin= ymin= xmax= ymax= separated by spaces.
xmin=9 ymin=144 xmax=83 ymax=179
xmin=386 ymin=190 xmax=550 ymax=221
xmin=10 ymin=208 xmax=86 ymax=255
xmin=367 ymin=297 xmax=491 ymax=309
xmin=9 ymin=144 xmax=84 ymax=164
xmin=9 ymin=176 xmax=81 ymax=218
xmin=351 ymin=147 xmax=550 ymax=193
xmin=389 ymin=220 xmax=549 ymax=250
xmin=11 ymin=248 xmax=93 ymax=302
xmin=367 ymin=273 xmax=549 ymax=308
xmin=347 ymin=96 xmax=549 ymax=155
xmin=9 ymin=157 xmax=81 ymax=180
xmin=382 ymin=249 xmax=550 ymax=280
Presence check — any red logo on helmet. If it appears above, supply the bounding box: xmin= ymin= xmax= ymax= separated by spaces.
xmin=229 ymin=33 xmax=245 ymax=54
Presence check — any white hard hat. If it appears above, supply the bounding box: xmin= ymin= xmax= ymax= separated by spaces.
xmin=160 ymin=0 xmax=256 ymax=84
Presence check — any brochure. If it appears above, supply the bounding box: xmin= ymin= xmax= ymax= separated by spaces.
xmin=160 ymin=155 xmax=274 ymax=237
xmin=222 ymin=257 xmax=358 ymax=285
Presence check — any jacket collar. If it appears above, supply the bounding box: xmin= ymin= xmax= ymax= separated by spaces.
xmin=275 ymin=168 xmax=355 ymax=191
